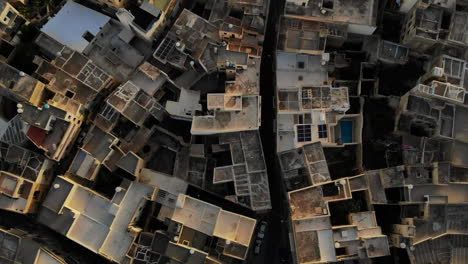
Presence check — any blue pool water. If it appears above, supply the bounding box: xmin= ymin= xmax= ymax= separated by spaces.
xmin=340 ymin=120 xmax=353 ymax=143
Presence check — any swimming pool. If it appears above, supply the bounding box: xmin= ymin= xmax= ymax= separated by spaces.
xmin=340 ymin=120 xmax=353 ymax=144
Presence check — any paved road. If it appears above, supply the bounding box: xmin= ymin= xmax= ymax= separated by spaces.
xmin=255 ymin=0 xmax=292 ymax=263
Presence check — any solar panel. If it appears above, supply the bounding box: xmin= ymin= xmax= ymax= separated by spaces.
xmin=318 ymin=124 xmax=328 ymax=139
xmin=297 ymin=125 xmax=312 ymax=142
xmin=154 ymin=36 xmax=176 ymax=61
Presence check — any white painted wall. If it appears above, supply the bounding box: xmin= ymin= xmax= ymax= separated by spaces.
xmin=399 ymin=0 xmax=418 ymax=13
xmin=347 ymin=24 xmax=377 ymax=36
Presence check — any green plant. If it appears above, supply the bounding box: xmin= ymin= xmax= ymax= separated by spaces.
xmin=17 ymin=0 xmax=57 ymax=19
xmin=18 ymin=23 xmax=38 ymax=42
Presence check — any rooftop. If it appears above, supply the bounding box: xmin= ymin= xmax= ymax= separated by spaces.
xmin=279 ymin=142 xmax=332 ymax=189
xmin=130 ymin=62 xmax=168 ymax=97
xmin=106 ymin=81 xmax=168 ymax=125
xmin=148 ymin=0 xmax=170 ymax=10
xmin=415 ymin=81 xmax=466 ymax=104
xmin=165 ymin=88 xmax=202 ymax=120
xmin=0 ymin=61 xmax=43 ymax=104
xmin=225 ymin=57 xmax=261 ymax=95
xmin=413 ymin=5 xmax=444 ymax=33
xmin=216 ymin=49 xmax=249 ymax=68
xmin=0 ymin=228 xmax=20 ymax=262
xmin=0 ymin=141 xmax=49 ymax=182
xmin=448 ymin=12 xmax=468 ymax=45
xmin=285 ymin=0 xmax=378 ymax=28
xmin=276 ymin=52 xmax=328 ymax=89
xmin=41 ymin=1 xmax=111 ymax=53
xmin=34 ymin=248 xmax=66 ymax=264
xmin=191 ymin=95 xmax=261 ymax=134
xmin=47 ymin=48 xmax=112 ymax=92
xmin=154 ymin=9 xmax=220 ymax=71
xmin=210 ymin=131 xmax=271 ymax=211
xmin=279 ymin=17 xmax=331 ymax=54
xmin=289 ymin=185 xmax=328 ymax=220
xmin=83 ymin=21 xmax=147 ymax=81
xmin=38 ymin=176 xmax=155 ymax=263
xmin=378 ymin=40 xmax=409 ymax=64
xmin=170 ymin=194 xmax=256 ymax=259
xmin=34 ymin=57 xmax=107 ymax=106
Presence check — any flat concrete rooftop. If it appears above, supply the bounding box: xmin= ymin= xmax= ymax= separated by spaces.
xmin=285 ymin=0 xmax=377 ymax=27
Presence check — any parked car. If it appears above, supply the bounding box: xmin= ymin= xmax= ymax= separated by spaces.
xmin=257 ymin=221 xmax=268 ymax=239
xmin=254 ymin=221 xmax=268 ymax=255
xmin=254 ymin=239 xmax=263 ymax=255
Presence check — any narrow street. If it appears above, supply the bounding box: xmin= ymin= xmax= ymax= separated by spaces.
xmin=256 ymin=0 xmax=292 ymax=263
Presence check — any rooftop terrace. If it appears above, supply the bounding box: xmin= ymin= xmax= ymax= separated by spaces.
xmin=38 ymin=176 xmax=154 ymax=263
xmin=191 ymin=95 xmax=261 ymax=134
xmin=276 ymin=52 xmax=328 ymax=89
xmin=285 ymin=0 xmax=378 ymax=30
xmin=170 ymin=194 xmax=256 ymax=259
xmin=41 ymin=1 xmax=110 ymax=53
xmin=0 ymin=61 xmax=43 ymax=105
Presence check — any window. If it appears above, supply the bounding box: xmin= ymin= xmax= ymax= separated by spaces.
xmin=297 ymin=61 xmax=305 ymax=69
xmin=297 ymin=125 xmax=312 ymax=142
xmin=298 ymin=75 xmax=303 ymax=81
xmin=318 ymin=124 xmax=328 ymax=138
